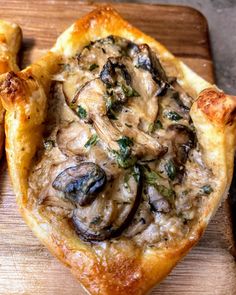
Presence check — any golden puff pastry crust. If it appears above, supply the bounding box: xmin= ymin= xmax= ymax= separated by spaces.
xmin=0 ymin=19 xmax=21 ymax=158
xmin=0 ymin=7 xmax=236 ymax=295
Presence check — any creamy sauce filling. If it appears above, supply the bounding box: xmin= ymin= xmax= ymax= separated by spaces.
xmin=28 ymin=36 xmax=214 ymax=247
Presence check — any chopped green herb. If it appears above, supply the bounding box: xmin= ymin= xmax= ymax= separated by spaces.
xmin=148 ymin=123 xmax=154 ymax=134
xmin=89 ymin=63 xmax=99 ymax=71
xmin=117 ymin=136 xmax=133 ymax=147
xmin=156 ymin=185 xmax=175 ymax=203
xmin=165 ymin=111 xmax=183 ymax=121
xmin=77 ymin=105 xmax=87 ymax=119
xmin=117 ymin=136 xmax=133 ymax=158
xmin=104 ymin=94 xmax=118 ymax=120
xmin=104 ymin=82 xmax=138 ymax=119
xmin=164 ymin=160 xmax=176 ymax=181
xmin=116 ymin=154 xmax=137 ymax=169
xmin=84 ymin=134 xmax=99 ymax=148
xmin=121 ymin=84 xmax=140 ymax=97
xmin=114 ymin=136 xmax=137 ymax=168
xmin=200 ymin=185 xmax=213 ymax=195
xmin=43 ymin=139 xmax=55 ymax=151
xmin=142 ymin=165 xmax=162 ymax=185
xmin=148 ymin=120 xmax=163 ymax=133
xmin=144 ymin=169 xmax=161 ymax=185
xmin=69 ymin=102 xmax=77 ymax=110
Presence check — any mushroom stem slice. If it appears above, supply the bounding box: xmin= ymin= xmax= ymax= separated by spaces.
xmin=93 ymin=114 xmax=167 ymax=158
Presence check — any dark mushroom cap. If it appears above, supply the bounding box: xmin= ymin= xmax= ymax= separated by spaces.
xmin=168 ymin=88 xmax=190 ymax=112
xmin=72 ymin=165 xmax=143 ymax=242
xmin=100 ymin=57 xmax=131 ymax=87
xmin=167 ymin=124 xmax=196 ymax=164
xmin=52 ymin=162 xmax=106 ymax=206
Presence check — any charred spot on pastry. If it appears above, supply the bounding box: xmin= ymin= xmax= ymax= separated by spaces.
xmin=0 ymin=71 xmax=38 ymax=106
xmin=197 ymin=88 xmax=236 ymax=124
xmin=0 ymin=71 xmax=24 ymax=100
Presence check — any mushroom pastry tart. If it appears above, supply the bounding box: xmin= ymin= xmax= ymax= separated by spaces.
xmin=0 ymin=7 xmax=236 ymax=295
xmin=0 ymin=20 xmax=21 ymax=158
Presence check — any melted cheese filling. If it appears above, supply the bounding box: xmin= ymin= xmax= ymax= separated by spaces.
xmin=28 ymin=36 xmax=215 ymax=247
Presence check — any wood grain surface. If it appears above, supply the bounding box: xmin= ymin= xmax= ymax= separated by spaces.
xmin=0 ymin=1 xmax=235 ymax=294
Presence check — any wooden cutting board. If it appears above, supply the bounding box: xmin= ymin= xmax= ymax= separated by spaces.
xmin=0 ymin=1 xmax=235 ymax=294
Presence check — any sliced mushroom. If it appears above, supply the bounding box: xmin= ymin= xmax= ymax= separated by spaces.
xmin=100 ymin=57 xmax=131 ymax=87
xmin=167 ymin=124 xmax=195 ymax=164
xmin=56 ymin=121 xmax=92 ymax=157
xmin=126 ymin=41 xmax=140 ymax=57
xmin=100 ymin=57 xmax=135 ymax=112
xmin=147 ymin=185 xmax=171 ymax=213
xmin=171 ymin=81 xmax=193 ymax=109
xmin=133 ymin=44 xmax=168 ymax=95
xmin=93 ymin=115 xmax=120 ymax=151
xmin=70 ymin=78 xmax=107 ymax=118
xmin=62 ymin=39 xmax=166 ymax=159
xmin=46 ymin=82 xmax=79 ymax=130
xmin=72 ymin=166 xmax=142 ymax=241
xmin=123 ymin=125 xmax=168 ymax=158
xmin=52 ymin=162 xmax=106 ymax=206
xmin=63 ymin=74 xmax=166 ymax=159
xmin=94 ymin=115 xmax=167 ymax=159
xmin=39 ymin=194 xmax=75 ymax=217
xmin=120 ymin=57 xmax=160 ymax=131
xmin=167 ymin=88 xmax=190 ymax=112
xmin=124 ymin=201 xmax=154 ymax=237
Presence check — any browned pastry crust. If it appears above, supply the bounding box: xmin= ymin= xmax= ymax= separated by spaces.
xmin=197 ymin=88 xmax=236 ymax=125
xmin=0 ymin=7 xmax=235 ymax=295
xmin=0 ymin=20 xmax=21 ymax=158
